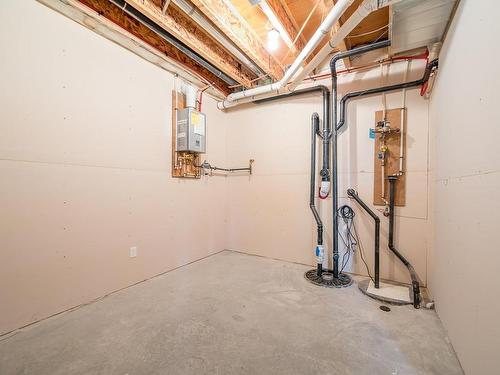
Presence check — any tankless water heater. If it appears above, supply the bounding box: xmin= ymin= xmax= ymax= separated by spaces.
xmin=176 ymin=108 xmax=206 ymax=153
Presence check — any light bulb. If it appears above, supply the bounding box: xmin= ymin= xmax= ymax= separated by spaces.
xmin=267 ymin=28 xmax=280 ymax=52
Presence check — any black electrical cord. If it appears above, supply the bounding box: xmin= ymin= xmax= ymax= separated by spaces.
xmin=337 ymin=205 xmax=356 ymax=272
xmin=337 ymin=205 xmax=374 ymax=282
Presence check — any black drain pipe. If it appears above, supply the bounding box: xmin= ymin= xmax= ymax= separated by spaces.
xmin=255 ymin=86 xmax=331 ymax=187
xmin=256 ymin=86 xmax=330 ymax=276
xmin=310 ymin=113 xmax=324 ymax=276
xmin=388 ymin=176 xmax=421 ymax=308
xmin=333 ymin=59 xmax=438 ymax=308
xmin=108 ymin=0 xmax=238 ymax=86
xmin=336 ymin=59 xmax=439 ymax=131
xmin=346 ymin=189 xmax=380 ymax=288
xmin=330 ymin=40 xmax=391 ymax=278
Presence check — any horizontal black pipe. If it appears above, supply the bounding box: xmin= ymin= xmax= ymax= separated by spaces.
xmin=257 ymin=86 xmax=330 ymax=277
xmin=388 ymin=176 xmax=421 ymax=308
xmin=330 ymin=40 xmax=391 ymax=71
xmin=108 ymin=0 xmax=238 ymax=86
xmin=330 ymin=40 xmax=391 ymax=279
xmin=337 ymin=59 xmax=439 ymax=131
xmin=347 ymin=189 xmax=380 ymax=288
xmin=256 ymin=87 xmax=331 ymax=181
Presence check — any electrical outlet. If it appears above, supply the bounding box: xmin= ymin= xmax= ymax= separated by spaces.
xmin=129 ymin=246 xmax=138 ymax=258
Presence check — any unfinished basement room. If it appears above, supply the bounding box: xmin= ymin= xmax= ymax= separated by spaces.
xmin=0 ymin=0 xmax=498 ymax=374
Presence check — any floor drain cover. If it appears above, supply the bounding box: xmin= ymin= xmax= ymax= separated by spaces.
xmin=304 ymin=269 xmax=353 ymax=288
xmin=380 ymin=305 xmax=391 ymax=312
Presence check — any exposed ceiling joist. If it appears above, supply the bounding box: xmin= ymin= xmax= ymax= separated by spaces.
xmin=124 ymin=0 xmax=256 ymax=87
xmin=75 ymin=0 xmax=233 ymax=94
xmin=162 ymin=0 xmax=171 ymax=14
xmin=262 ymin=0 xmax=306 ymax=52
xmin=189 ymin=0 xmax=284 ymax=80
xmin=36 ymin=0 xmax=225 ymax=98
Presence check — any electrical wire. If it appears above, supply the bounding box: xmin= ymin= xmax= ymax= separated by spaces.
xmin=352 ymin=220 xmax=374 ymax=282
xmin=337 ymin=205 xmax=356 ymax=272
xmin=346 ymin=24 xmax=389 ymax=39
xmin=337 ymin=204 xmax=374 ymax=281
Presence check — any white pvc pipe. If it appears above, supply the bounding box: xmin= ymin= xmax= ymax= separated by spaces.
xmin=289 ymin=0 xmax=393 ymax=90
xmin=218 ymin=0 xmax=402 ymax=110
xmin=223 ymin=0 xmax=355 ymax=103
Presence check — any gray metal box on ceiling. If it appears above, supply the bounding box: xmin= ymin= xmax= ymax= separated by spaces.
xmin=176 ymin=107 xmax=206 ymax=153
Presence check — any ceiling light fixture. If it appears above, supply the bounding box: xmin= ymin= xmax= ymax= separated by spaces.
xmin=259 ymin=1 xmax=294 ymax=50
xmin=267 ymin=28 xmax=280 ymax=52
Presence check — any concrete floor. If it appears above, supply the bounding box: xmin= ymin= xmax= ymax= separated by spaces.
xmin=0 ymin=251 xmax=463 ymax=375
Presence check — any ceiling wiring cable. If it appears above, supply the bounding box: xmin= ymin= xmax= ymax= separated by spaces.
xmin=346 ymin=24 xmax=389 ymax=39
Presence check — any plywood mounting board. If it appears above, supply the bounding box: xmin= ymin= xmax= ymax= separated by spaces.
xmin=373 ymin=108 xmax=406 ymax=206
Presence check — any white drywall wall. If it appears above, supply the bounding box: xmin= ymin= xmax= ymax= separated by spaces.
xmin=428 ymin=1 xmax=500 ymax=374
xmin=224 ymin=62 xmax=432 ymax=286
xmin=0 ymin=0 xmax=228 ymax=335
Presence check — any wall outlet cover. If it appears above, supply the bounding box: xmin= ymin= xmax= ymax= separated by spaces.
xmin=130 ymin=246 xmax=138 ymax=258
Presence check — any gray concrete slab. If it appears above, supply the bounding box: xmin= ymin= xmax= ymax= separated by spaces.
xmin=0 ymin=251 xmax=463 ymax=375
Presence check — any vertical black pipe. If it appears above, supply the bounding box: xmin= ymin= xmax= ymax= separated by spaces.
xmin=321 ymin=88 xmax=331 ymax=189
xmin=332 ymin=72 xmax=340 ymax=278
xmin=330 ymin=40 xmax=391 ymax=279
xmin=310 ymin=113 xmax=323 ymax=276
xmin=388 ymin=176 xmax=421 ymax=308
xmin=347 ymin=189 xmax=380 ymax=288
xmin=256 ymin=87 xmax=329 ymax=277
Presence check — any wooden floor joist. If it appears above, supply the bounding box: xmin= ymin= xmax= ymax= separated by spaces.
xmin=76 ymin=0 xmax=235 ymax=95
xmin=124 ymin=0 xmax=256 ymax=88
xmin=37 ymin=0 xmax=226 ymax=98
xmin=265 ymin=0 xmax=306 ymax=53
xmin=189 ymin=0 xmax=284 ymax=80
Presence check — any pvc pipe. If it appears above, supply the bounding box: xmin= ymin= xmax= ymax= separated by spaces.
xmin=184 ymin=83 xmax=197 ymax=108
xmin=221 ymin=0 xmax=354 ymax=104
xmin=330 ymin=40 xmax=391 ymax=278
xmin=289 ymin=0 xmax=396 ymax=90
